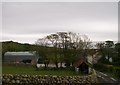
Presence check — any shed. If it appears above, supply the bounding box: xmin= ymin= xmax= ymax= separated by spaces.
xmin=73 ymin=57 xmax=89 ymax=74
xmin=4 ymin=51 xmax=39 ymax=64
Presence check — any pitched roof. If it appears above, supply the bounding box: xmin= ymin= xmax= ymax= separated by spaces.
xmin=73 ymin=57 xmax=88 ymax=67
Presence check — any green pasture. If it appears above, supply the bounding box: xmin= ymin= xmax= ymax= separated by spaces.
xmin=2 ymin=65 xmax=84 ymax=76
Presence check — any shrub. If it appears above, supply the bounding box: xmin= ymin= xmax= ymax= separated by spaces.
xmin=94 ymin=64 xmax=120 ymax=78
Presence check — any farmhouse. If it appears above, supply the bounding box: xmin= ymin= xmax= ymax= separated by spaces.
xmin=4 ymin=51 xmax=39 ymax=64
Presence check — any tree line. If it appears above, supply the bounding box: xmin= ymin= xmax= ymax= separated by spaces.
xmin=2 ymin=32 xmax=120 ymax=68
xmin=96 ymin=41 xmax=120 ymax=66
xmin=35 ymin=32 xmax=93 ymax=68
xmin=35 ymin=32 xmax=120 ymax=68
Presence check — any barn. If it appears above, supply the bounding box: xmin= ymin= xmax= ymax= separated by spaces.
xmin=4 ymin=51 xmax=39 ymax=64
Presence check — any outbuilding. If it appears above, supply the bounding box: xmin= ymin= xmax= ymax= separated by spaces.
xmin=73 ymin=57 xmax=90 ymax=74
xmin=4 ymin=51 xmax=39 ymax=64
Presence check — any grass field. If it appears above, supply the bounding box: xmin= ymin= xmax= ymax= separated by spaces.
xmin=2 ymin=65 xmax=84 ymax=76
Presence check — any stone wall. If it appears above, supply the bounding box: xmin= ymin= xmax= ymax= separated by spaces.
xmin=2 ymin=69 xmax=97 ymax=84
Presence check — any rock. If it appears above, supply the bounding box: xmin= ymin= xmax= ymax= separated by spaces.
xmin=11 ymin=80 xmax=15 ymax=83
xmin=16 ymin=80 xmax=20 ymax=83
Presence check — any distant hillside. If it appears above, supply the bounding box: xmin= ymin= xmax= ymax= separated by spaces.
xmin=2 ymin=41 xmax=33 ymax=52
xmin=2 ymin=41 xmax=32 ymax=45
xmin=2 ymin=41 xmax=54 ymax=57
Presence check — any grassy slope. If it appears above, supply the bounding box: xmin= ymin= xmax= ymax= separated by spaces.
xmin=2 ymin=65 xmax=84 ymax=76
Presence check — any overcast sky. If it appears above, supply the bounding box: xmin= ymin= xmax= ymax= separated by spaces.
xmin=2 ymin=2 xmax=118 ymax=44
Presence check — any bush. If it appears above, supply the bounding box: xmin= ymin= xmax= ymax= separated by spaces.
xmin=94 ymin=64 xmax=120 ymax=78
xmin=113 ymin=67 xmax=120 ymax=78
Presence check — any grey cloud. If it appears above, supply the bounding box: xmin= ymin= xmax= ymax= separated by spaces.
xmin=2 ymin=2 xmax=118 ymax=43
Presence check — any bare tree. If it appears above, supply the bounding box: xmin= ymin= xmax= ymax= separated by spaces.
xmin=57 ymin=32 xmax=92 ymax=66
xmin=35 ymin=37 xmax=48 ymax=46
xmin=46 ymin=34 xmax=60 ymax=68
xmin=35 ymin=37 xmax=49 ymax=68
xmin=36 ymin=32 xmax=92 ymax=68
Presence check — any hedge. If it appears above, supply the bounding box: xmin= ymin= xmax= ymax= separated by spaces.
xmin=93 ymin=64 xmax=120 ymax=78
